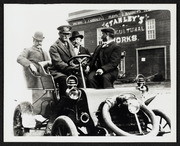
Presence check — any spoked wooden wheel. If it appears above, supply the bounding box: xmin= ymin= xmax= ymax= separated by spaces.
xmin=51 ymin=116 xmax=78 ymax=136
xmin=152 ymin=109 xmax=171 ymax=136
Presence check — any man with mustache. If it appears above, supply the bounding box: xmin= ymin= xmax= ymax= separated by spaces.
xmin=69 ymin=31 xmax=91 ymax=75
xmin=69 ymin=31 xmax=90 ymax=56
xmin=17 ymin=31 xmax=52 ymax=136
xmin=17 ymin=31 xmax=50 ymax=73
xmin=17 ymin=31 xmax=50 ymax=88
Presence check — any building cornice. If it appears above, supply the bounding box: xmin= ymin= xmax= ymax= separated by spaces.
xmin=67 ymin=10 xmax=119 ymax=22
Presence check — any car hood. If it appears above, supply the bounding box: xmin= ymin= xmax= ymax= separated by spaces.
xmin=81 ymin=87 xmax=142 ymax=126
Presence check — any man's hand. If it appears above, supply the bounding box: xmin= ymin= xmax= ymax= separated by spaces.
xmin=84 ymin=65 xmax=90 ymax=74
xmin=29 ymin=64 xmax=38 ymax=73
xmin=39 ymin=60 xmax=52 ymax=66
xmin=95 ymin=69 xmax=104 ymax=75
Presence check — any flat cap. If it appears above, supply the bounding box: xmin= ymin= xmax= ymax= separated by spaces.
xmin=101 ymin=27 xmax=115 ymax=34
xmin=57 ymin=25 xmax=72 ymax=34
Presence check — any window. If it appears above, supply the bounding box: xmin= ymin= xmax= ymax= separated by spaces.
xmin=97 ymin=28 xmax=103 ymax=45
xmin=78 ymin=31 xmax=84 ymax=47
xmin=145 ymin=19 xmax=156 ymax=40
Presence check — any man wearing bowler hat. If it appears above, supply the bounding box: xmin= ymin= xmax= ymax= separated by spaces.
xmin=69 ymin=31 xmax=90 ymax=56
xmin=87 ymin=27 xmax=121 ymax=89
xmin=17 ymin=31 xmax=51 ymax=136
xmin=17 ymin=31 xmax=50 ymax=88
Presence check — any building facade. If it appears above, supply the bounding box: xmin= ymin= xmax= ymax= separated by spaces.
xmin=67 ymin=10 xmax=170 ymax=80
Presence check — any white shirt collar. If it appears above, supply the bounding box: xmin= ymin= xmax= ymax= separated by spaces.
xmin=74 ymin=46 xmax=80 ymax=56
xmin=103 ymin=39 xmax=115 ymax=45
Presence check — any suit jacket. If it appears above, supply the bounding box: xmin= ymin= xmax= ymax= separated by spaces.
xmin=17 ymin=46 xmax=49 ymax=67
xmin=17 ymin=46 xmax=50 ymax=89
xmin=49 ymin=38 xmax=76 ymax=79
xmin=77 ymin=46 xmax=90 ymax=55
xmin=90 ymin=41 xmax=121 ymax=75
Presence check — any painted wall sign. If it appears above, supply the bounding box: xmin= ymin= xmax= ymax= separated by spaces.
xmin=121 ymin=10 xmax=149 ymax=17
xmin=115 ymin=35 xmax=138 ymax=43
xmin=102 ymin=15 xmax=146 ymax=27
xmin=85 ymin=16 xmax=104 ymax=23
xmin=83 ymin=11 xmax=145 ymax=24
xmin=69 ymin=11 xmax=149 ymax=26
xmin=116 ymin=26 xmax=145 ymax=34
xmin=114 ymin=25 xmax=145 ymax=43
xmin=101 ymin=14 xmax=148 ymax=44
xmin=108 ymin=14 xmax=120 ymax=19
xmin=72 ymin=20 xmax=84 ymax=25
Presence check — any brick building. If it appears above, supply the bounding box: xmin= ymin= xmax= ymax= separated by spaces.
xmin=67 ymin=10 xmax=170 ymax=81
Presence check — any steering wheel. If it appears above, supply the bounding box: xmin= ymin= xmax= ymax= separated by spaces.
xmin=68 ymin=54 xmax=91 ymax=67
xmin=67 ymin=54 xmax=91 ymax=88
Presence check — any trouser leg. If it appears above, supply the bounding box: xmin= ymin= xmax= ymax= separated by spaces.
xmin=44 ymin=112 xmax=57 ymax=136
xmin=87 ymin=71 xmax=101 ymax=88
xmin=55 ymin=76 xmax=67 ymax=97
xmin=102 ymin=73 xmax=114 ymax=88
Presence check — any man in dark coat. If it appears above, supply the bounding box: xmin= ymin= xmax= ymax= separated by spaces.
xmin=69 ymin=31 xmax=91 ymax=75
xmin=49 ymin=25 xmax=83 ymax=97
xmin=87 ymin=27 xmax=121 ymax=89
xmin=69 ymin=31 xmax=90 ymax=56
xmin=47 ymin=25 xmax=79 ymax=135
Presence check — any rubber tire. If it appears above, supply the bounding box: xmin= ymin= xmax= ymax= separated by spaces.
xmin=152 ymin=109 xmax=171 ymax=136
xmin=13 ymin=102 xmax=33 ymax=136
xmin=13 ymin=105 xmax=24 ymax=136
xmin=102 ymin=103 xmax=159 ymax=136
xmin=51 ymin=116 xmax=78 ymax=136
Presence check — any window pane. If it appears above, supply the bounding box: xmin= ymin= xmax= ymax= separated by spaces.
xmin=146 ymin=19 xmax=156 ymax=40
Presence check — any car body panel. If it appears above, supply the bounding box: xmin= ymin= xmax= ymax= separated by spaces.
xmin=81 ymin=87 xmax=141 ymax=125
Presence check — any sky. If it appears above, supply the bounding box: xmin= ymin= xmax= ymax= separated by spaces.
xmin=3 ymin=3 xmax=176 ymax=142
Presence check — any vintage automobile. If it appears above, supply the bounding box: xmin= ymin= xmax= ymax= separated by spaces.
xmin=13 ymin=55 xmax=171 ymax=136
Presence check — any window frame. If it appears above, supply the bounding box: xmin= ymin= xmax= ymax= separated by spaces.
xmin=145 ymin=19 xmax=156 ymax=40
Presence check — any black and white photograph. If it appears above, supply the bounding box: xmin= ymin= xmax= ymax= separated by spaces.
xmin=3 ymin=3 xmax=176 ymax=142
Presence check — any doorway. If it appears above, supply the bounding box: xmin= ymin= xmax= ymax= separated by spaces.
xmin=137 ymin=47 xmax=166 ymax=80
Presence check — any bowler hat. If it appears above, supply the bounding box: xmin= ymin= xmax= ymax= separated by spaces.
xmin=33 ymin=31 xmax=45 ymax=41
xmin=57 ymin=25 xmax=72 ymax=34
xmin=101 ymin=27 xmax=115 ymax=34
xmin=69 ymin=31 xmax=84 ymax=41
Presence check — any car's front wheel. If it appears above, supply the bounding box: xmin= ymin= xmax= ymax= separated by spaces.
xmin=102 ymin=98 xmax=159 ymax=136
xmin=51 ymin=116 xmax=78 ymax=136
xmin=152 ymin=109 xmax=171 ymax=136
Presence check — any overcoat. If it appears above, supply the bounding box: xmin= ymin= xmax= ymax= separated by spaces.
xmin=17 ymin=46 xmax=50 ymax=89
xmin=49 ymin=39 xmax=76 ymax=79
